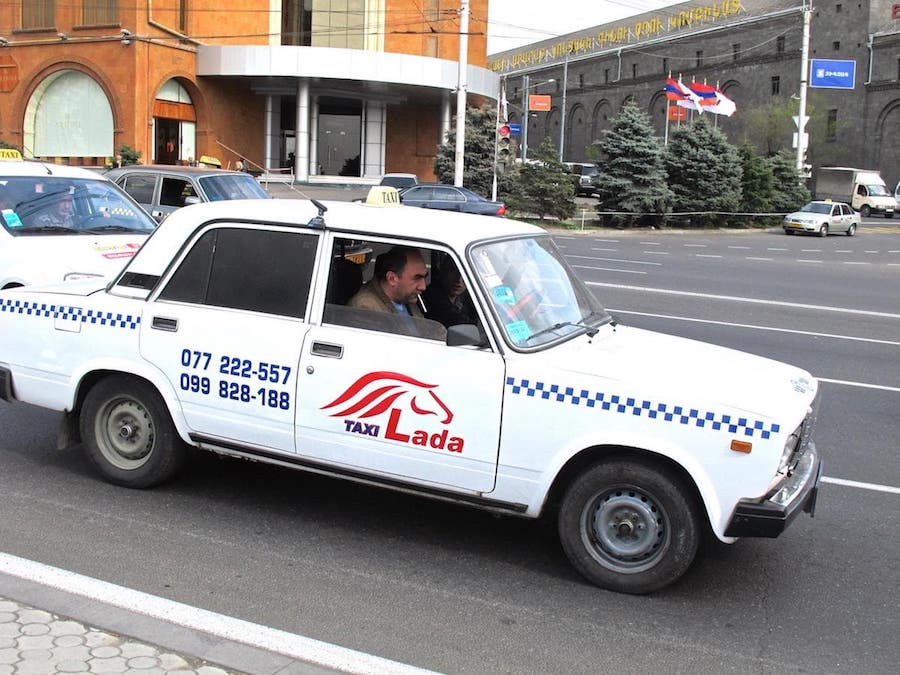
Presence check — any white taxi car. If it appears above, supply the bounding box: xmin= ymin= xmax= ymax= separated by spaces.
xmin=0 ymin=195 xmax=821 ymax=594
xmin=783 ymin=200 xmax=860 ymax=237
xmin=1 ymin=153 xmax=156 ymax=288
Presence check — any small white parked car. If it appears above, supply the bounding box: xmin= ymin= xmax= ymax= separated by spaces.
xmin=0 ymin=196 xmax=821 ymax=594
xmin=783 ymin=200 xmax=860 ymax=236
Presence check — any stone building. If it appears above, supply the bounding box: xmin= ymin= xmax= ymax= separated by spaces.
xmin=489 ymin=0 xmax=900 ymax=185
xmin=0 ymin=1 xmax=496 ymax=182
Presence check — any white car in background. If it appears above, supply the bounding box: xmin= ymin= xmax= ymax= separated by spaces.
xmin=1 ymin=153 xmax=156 ymax=289
xmin=782 ymin=200 xmax=860 ymax=237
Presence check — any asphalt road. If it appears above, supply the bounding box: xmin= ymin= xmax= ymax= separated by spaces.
xmin=0 ymin=225 xmax=898 ymax=673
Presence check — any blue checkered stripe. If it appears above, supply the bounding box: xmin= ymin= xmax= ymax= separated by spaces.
xmin=506 ymin=377 xmax=780 ymax=439
xmin=0 ymin=298 xmax=141 ymax=330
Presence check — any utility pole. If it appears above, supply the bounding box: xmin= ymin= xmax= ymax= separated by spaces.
xmin=521 ymin=74 xmax=529 ymax=163
xmin=453 ymin=0 xmax=469 ymax=187
xmin=796 ymin=0 xmax=811 ymax=175
xmin=559 ymin=48 xmax=569 ymax=161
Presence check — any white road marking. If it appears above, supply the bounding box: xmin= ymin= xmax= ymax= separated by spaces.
xmin=590 ymin=247 xmax=619 ymax=252
xmin=568 ymin=255 xmax=661 ymax=266
xmin=797 ymin=259 xmax=823 ymax=263
xmin=695 ymin=254 xmax=722 ymax=258
xmin=727 ymin=245 xmax=751 ymax=249
xmin=608 ymin=309 xmax=900 ymax=348
xmin=588 ymin=282 xmax=900 ymax=319
xmin=0 ymin=553 xmax=434 ymax=675
xmin=639 ymin=241 xmax=661 ymax=246
xmin=817 ymin=377 xmax=900 ymax=393
xmin=746 ymin=257 xmax=773 ymax=261
xmin=684 ymin=243 xmax=707 ymax=247
xmin=800 ymin=249 xmax=822 ymax=252
xmin=767 ymin=247 xmax=788 ymax=251
xmin=644 ymin=251 xmax=669 ymax=255
xmin=574 ymin=265 xmax=647 ymax=275
xmin=864 ymin=250 xmax=879 ymax=254
xmin=835 ymin=249 xmax=852 ymax=253
xmin=843 ymin=261 xmax=870 ymax=265
xmin=821 ymin=477 xmax=900 ymax=495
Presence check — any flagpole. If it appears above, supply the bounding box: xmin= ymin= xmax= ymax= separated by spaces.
xmin=664 ymin=71 xmax=671 ymax=145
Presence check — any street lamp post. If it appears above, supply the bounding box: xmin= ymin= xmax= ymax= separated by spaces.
xmin=520 ymin=76 xmax=554 ymax=163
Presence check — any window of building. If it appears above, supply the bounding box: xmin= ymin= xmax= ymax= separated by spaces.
xmin=833 ymin=41 xmax=841 ymax=50
xmin=23 ymin=0 xmax=54 ymax=29
xmin=283 ymin=0 xmax=365 ymax=49
xmin=662 ymin=58 xmax=669 ymax=74
xmin=632 ymin=63 xmax=638 ymax=79
xmin=696 ymin=50 xmax=704 ymax=67
xmin=604 ymin=68 xmax=610 ymax=83
xmin=161 ymin=228 xmax=319 ymax=318
xmin=776 ymin=35 xmax=786 ymax=59
xmin=836 ymin=3 xmax=842 ymax=12
xmin=771 ymin=76 xmax=781 ymax=95
xmin=897 ymin=58 xmax=900 ymax=80
xmin=732 ymin=43 xmax=741 ymax=61
xmin=178 ymin=0 xmax=187 ymax=33
xmin=82 ymin=0 xmax=117 ymax=25
xmin=826 ymin=109 xmax=837 ymax=141
xmin=578 ymin=73 xmax=584 ymax=89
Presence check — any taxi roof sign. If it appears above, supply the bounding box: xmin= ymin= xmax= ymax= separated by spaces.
xmin=198 ymin=155 xmax=222 ymax=168
xmin=0 ymin=149 xmax=23 ymax=160
xmin=365 ymin=185 xmax=401 ymax=207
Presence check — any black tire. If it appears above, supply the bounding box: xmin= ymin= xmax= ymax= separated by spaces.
xmin=846 ymin=223 xmax=856 ymax=236
xmin=885 ymin=212 xmax=893 ymax=219
xmin=860 ymin=205 xmax=871 ymax=218
xmin=80 ymin=376 xmax=185 ymax=488
xmin=558 ymin=459 xmax=701 ymax=594
xmin=818 ymin=224 xmax=828 ymax=237
xmin=784 ymin=228 xmax=794 ymax=235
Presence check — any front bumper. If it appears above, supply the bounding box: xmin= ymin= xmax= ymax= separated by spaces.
xmin=724 ymin=443 xmax=822 ymax=538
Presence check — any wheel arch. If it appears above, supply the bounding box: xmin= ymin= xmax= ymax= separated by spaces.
xmin=63 ymin=365 xmax=191 ymax=447
xmin=539 ymin=444 xmax=719 ymax=539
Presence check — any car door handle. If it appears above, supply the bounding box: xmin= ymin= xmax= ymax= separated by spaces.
xmin=151 ymin=316 xmax=178 ymax=332
xmin=311 ymin=341 xmax=343 ymax=359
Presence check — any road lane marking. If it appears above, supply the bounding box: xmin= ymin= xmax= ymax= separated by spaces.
xmin=590 ymin=247 xmax=619 ymax=252
xmin=817 ymin=377 xmax=900 ymax=393
xmin=0 ymin=553 xmax=434 ymax=675
xmin=639 ymin=241 xmax=661 ymax=245
xmin=695 ymin=254 xmax=722 ymax=258
xmin=727 ymin=245 xmax=751 ymax=249
xmin=568 ymin=255 xmax=661 ymax=266
xmin=684 ymin=244 xmax=707 ymax=247
xmin=864 ymin=251 xmax=879 ymax=254
xmin=588 ymin=282 xmax=900 ymax=319
xmin=797 ymin=259 xmax=823 ymax=263
xmin=835 ymin=249 xmax=852 ymax=253
xmin=607 ymin=309 xmax=900 ymax=348
xmin=821 ymin=477 xmax=900 ymax=495
xmin=800 ymin=249 xmax=822 ymax=252
xmin=767 ymin=247 xmax=788 ymax=251
xmin=843 ymin=262 xmax=870 ymax=265
xmin=574 ymin=265 xmax=647 ymax=275
xmin=746 ymin=257 xmax=773 ymax=261
xmin=644 ymin=251 xmax=669 ymax=255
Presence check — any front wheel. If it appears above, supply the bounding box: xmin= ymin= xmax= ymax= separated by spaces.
xmin=860 ymin=205 xmax=871 ymax=218
xmin=80 ymin=376 xmax=185 ymax=488
xmin=558 ymin=459 xmax=700 ymax=594
xmin=818 ymin=224 xmax=828 ymax=237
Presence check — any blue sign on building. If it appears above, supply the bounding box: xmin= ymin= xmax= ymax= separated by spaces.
xmin=508 ymin=123 xmax=521 ymax=136
xmin=810 ymin=59 xmax=856 ymax=89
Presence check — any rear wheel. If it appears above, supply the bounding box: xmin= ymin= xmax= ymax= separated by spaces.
xmin=860 ymin=205 xmax=871 ymax=218
xmin=846 ymin=223 xmax=856 ymax=236
xmin=784 ymin=228 xmax=794 ymax=235
xmin=558 ymin=459 xmax=701 ymax=594
xmin=80 ymin=376 xmax=185 ymax=488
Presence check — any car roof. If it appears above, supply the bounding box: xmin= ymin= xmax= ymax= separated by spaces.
xmin=105 ymin=165 xmax=249 ymax=178
xmin=122 ymin=198 xmax=541 ymax=277
xmin=0 ymin=159 xmax=111 ymax=179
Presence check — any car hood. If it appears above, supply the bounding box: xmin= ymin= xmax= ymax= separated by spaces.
xmin=4 ymin=234 xmax=146 ymax=285
xmin=539 ymin=324 xmax=817 ymax=421
xmin=785 ymin=211 xmax=827 ymax=223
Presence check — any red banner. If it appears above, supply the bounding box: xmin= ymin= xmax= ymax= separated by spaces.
xmin=528 ymin=94 xmax=551 ymax=111
xmin=668 ymin=105 xmax=687 ymax=121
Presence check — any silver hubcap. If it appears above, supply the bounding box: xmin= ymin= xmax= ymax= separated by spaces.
xmin=583 ymin=488 xmax=669 ymax=573
xmin=96 ymin=398 xmax=154 ymax=470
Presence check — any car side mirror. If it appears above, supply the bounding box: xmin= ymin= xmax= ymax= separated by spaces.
xmin=446 ymin=323 xmax=488 ymax=347
xmin=184 ymin=196 xmax=202 ymax=206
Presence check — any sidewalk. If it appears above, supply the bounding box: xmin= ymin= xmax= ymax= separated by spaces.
xmin=0 ymin=554 xmax=432 ymax=675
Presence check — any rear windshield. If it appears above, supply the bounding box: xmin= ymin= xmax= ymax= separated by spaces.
xmin=1 ymin=176 xmax=157 ymax=236
xmin=198 ymin=174 xmax=270 ymax=201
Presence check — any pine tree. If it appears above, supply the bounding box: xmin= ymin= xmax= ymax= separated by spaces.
xmin=593 ymin=102 xmax=671 ymax=228
xmin=434 ymin=106 xmax=497 ymax=198
xmin=738 ymin=142 xmax=774 ymax=214
xmin=768 ymin=151 xmax=810 ymax=213
xmin=665 ymin=116 xmax=742 ymax=227
xmin=502 ymin=138 xmax=577 ymax=221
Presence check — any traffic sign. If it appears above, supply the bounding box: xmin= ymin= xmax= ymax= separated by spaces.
xmin=792 ymin=115 xmax=810 ymax=128
xmin=810 ymin=59 xmax=856 ymax=89
xmin=508 ymin=123 xmax=521 ymax=136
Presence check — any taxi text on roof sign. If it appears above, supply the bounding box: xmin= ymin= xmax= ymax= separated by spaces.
xmin=0 ymin=149 xmax=23 ymax=160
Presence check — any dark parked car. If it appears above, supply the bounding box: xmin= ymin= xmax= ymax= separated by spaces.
xmin=399 ymin=184 xmax=506 ymax=216
xmin=379 ymin=173 xmax=419 ymax=189
xmin=105 ymin=165 xmax=269 ymax=222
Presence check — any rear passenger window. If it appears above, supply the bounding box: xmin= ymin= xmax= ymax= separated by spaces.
xmin=120 ymin=175 xmax=155 ymax=204
xmin=160 ymin=227 xmax=319 ymax=317
xmin=160 ymin=178 xmax=195 ymax=207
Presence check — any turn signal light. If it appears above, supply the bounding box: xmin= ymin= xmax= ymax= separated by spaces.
xmin=730 ymin=440 xmax=752 ymax=454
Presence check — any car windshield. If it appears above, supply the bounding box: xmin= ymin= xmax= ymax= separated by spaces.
xmin=469 ymin=235 xmax=611 ymax=349
xmin=800 ymin=202 xmax=832 ymax=214
xmin=864 ymin=184 xmax=889 ymax=197
xmin=1 ymin=177 xmax=157 ymax=236
xmin=198 ymin=174 xmax=269 ymax=201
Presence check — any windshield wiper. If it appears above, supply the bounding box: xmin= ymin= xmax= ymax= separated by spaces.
xmin=524 ymin=320 xmax=600 ymax=343
xmin=17 ymin=225 xmax=79 ymax=234
xmin=81 ymin=225 xmax=136 ymax=233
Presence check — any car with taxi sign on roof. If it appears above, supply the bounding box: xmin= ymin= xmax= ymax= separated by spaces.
xmin=0 ymin=151 xmax=157 ymax=289
xmin=0 ymin=190 xmax=821 ymax=594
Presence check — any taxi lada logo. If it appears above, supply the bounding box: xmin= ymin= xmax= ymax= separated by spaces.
xmin=321 ymin=371 xmax=463 ymax=453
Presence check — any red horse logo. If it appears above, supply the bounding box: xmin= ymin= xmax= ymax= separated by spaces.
xmin=321 ymin=371 xmax=453 ymax=424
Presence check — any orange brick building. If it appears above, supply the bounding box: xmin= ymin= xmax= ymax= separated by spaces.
xmin=0 ymin=1 xmax=496 ymax=181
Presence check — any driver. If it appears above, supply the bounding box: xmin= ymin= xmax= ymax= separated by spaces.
xmin=348 ymin=246 xmax=428 ymax=317
xmin=34 ymin=189 xmax=75 ymax=227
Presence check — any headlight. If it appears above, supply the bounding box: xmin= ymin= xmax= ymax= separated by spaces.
xmin=64 ymin=272 xmax=104 ymax=282
xmin=778 ymin=431 xmax=800 ymax=475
